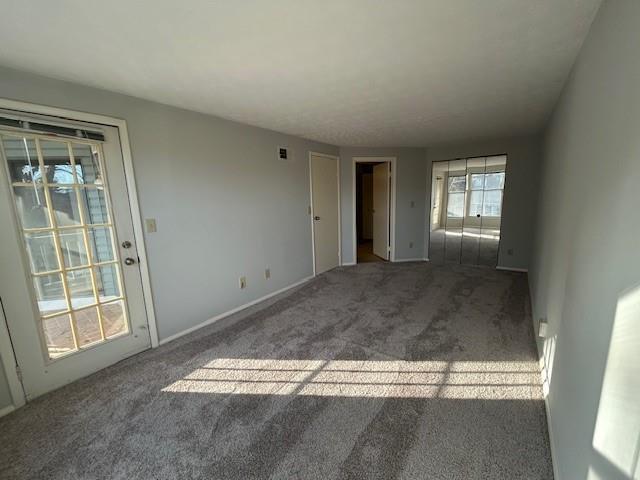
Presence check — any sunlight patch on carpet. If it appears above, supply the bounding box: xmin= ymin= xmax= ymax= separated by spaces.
xmin=162 ymin=358 xmax=542 ymax=400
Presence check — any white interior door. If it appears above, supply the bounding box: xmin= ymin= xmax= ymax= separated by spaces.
xmin=372 ymin=162 xmax=390 ymax=260
xmin=0 ymin=115 xmax=150 ymax=400
xmin=310 ymin=154 xmax=339 ymax=274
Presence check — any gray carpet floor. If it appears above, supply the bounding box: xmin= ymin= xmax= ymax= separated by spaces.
xmin=0 ymin=262 xmax=553 ymax=479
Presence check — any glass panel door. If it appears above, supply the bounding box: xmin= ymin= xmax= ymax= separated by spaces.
xmin=3 ymin=134 xmax=128 ymax=359
xmin=0 ymin=117 xmax=150 ymax=400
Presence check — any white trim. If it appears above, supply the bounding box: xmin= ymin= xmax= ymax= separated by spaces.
xmin=496 ymin=266 xmax=529 ymax=273
xmin=0 ymin=405 xmax=16 ymax=418
xmin=352 ymin=157 xmax=397 ymax=264
xmin=159 ymin=275 xmax=314 ymax=345
xmin=393 ymin=258 xmax=427 ymax=263
xmin=0 ymin=305 xmax=25 ymax=409
xmin=539 ymin=355 xmax=561 ymax=480
xmin=308 ymin=152 xmax=341 ymax=275
xmin=341 ymin=262 xmax=357 ymax=267
xmin=0 ymin=98 xmax=159 ymax=349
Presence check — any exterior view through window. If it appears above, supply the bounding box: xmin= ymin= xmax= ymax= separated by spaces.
xmin=1 ymin=133 xmax=128 ymax=359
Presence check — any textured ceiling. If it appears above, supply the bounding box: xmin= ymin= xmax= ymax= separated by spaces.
xmin=0 ymin=1 xmax=601 ymax=146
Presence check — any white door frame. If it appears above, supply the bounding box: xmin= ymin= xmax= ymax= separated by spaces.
xmin=308 ymin=151 xmax=341 ymax=276
xmin=352 ymin=157 xmax=397 ymax=263
xmin=0 ymin=98 xmax=159 ymax=408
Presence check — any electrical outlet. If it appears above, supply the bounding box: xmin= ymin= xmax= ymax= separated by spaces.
xmin=265 ymin=268 xmax=271 ymax=279
xmin=409 ymin=241 xmax=414 ymax=249
xmin=239 ymin=276 xmax=247 ymax=289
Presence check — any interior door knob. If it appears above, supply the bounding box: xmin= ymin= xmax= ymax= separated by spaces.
xmin=476 ymin=214 xmax=481 ymax=218
xmin=314 ymin=216 xmax=321 ymax=221
xmin=124 ymin=257 xmax=136 ymax=266
xmin=121 ymin=240 xmax=132 ymax=248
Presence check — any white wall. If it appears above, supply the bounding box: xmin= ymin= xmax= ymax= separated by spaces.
xmin=529 ymin=1 xmax=640 ymax=479
xmin=339 ymin=147 xmax=428 ymax=263
xmin=0 ymin=66 xmax=338 ymax=345
xmin=426 ymin=136 xmax=541 ymax=270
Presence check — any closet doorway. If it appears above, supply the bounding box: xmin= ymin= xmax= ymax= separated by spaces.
xmin=428 ymin=155 xmax=507 ymax=267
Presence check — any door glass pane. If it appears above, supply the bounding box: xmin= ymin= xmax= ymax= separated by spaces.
xmin=13 ymin=185 xmax=50 ymax=228
xmin=25 ymin=231 xmax=59 ymax=273
xmin=101 ymin=300 xmax=127 ymax=338
xmin=470 ymin=173 xmax=484 ymax=190
xmin=49 ymin=186 xmax=82 ymax=226
xmin=72 ymin=144 xmax=103 ymax=185
xmin=40 ymin=140 xmax=77 ymax=184
xmin=96 ymin=264 xmax=121 ymax=302
xmin=75 ymin=307 xmax=103 ymax=347
xmin=88 ymin=227 xmax=115 ymax=263
xmin=67 ymin=268 xmax=95 ymax=309
xmin=42 ymin=314 xmax=75 ymax=358
xmin=33 ymin=273 xmax=67 ymax=316
xmin=79 ymin=187 xmax=109 ymax=224
xmin=447 ymin=176 xmax=465 ymax=192
xmin=468 ymin=191 xmax=483 ymax=217
xmin=482 ymin=190 xmax=502 ymax=217
xmin=3 ymin=137 xmax=40 ymax=183
xmin=446 ymin=192 xmax=464 ymax=218
xmin=59 ymin=229 xmax=89 ymax=268
xmin=485 ymin=172 xmax=505 ymax=190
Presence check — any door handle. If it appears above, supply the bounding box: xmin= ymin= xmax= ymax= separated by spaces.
xmin=124 ymin=257 xmax=136 ymax=266
xmin=121 ymin=240 xmax=132 ymax=248
xmin=476 ymin=214 xmax=481 ymax=218
xmin=314 ymin=216 xmax=321 ymax=221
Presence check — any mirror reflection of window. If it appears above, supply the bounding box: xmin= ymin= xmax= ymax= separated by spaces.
xmin=447 ymin=175 xmax=466 ymax=218
xmin=468 ymin=172 xmax=505 ymax=217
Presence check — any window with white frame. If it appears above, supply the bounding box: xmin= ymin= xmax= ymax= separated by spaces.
xmin=469 ymin=171 xmax=505 ymax=217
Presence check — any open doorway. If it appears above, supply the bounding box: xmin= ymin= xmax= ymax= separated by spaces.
xmin=353 ymin=157 xmax=396 ymax=263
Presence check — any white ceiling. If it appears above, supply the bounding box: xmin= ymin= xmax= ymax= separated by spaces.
xmin=0 ymin=1 xmax=601 ymax=147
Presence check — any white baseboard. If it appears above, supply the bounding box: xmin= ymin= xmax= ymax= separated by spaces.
xmin=393 ymin=258 xmax=427 ymax=263
xmin=159 ymin=275 xmax=314 ymax=346
xmin=496 ymin=265 xmax=529 ymax=273
xmin=539 ymin=356 xmax=561 ymax=480
xmin=341 ymin=262 xmax=357 ymax=266
xmin=0 ymin=405 xmax=15 ymax=418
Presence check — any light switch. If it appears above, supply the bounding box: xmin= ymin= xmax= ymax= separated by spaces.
xmin=145 ymin=218 xmax=157 ymax=233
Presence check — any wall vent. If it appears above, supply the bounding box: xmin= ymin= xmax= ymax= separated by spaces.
xmin=278 ymin=146 xmax=290 ymax=161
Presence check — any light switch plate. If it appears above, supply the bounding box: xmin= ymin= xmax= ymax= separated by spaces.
xmin=145 ymin=218 xmax=157 ymax=233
